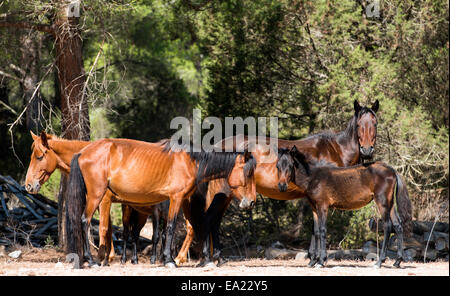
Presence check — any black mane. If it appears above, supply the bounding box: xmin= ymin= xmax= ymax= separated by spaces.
xmin=161 ymin=139 xmax=256 ymax=184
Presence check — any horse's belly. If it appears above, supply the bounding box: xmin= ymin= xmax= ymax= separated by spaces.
xmin=332 ymin=192 xmax=374 ymax=210
xmin=256 ymin=185 xmax=305 ymax=200
xmin=111 ymin=189 xmax=168 ymax=206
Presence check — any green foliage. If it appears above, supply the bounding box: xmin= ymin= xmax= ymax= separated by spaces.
xmin=39 ymin=170 xmax=61 ymax=202
xmin=1 ymin=0 xmax=448 ymax=250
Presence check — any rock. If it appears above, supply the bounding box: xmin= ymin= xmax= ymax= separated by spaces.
xmin=365 ymin=252 xmax=378 ymax=261
xmin=404 ymin=248 xmax=418 ymax=262
xmin=270 ymin=241 xmax=284 ymax=249
xmin=295 ymin=251 xmax=309 ymax=260
xmin=362 ymin=240 xmax=378 ymax=256
xmin=265 ymin=247 xmax=297 ymax=260
xmin=8 ymin=250 xmax=22 ymax=259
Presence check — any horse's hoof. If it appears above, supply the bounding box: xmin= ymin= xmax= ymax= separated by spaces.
xmin=307 ymin=261 xmax=316 ymax=268
xmin=204 ymin=262 xmax=216 ymax=268
xmin=217 ymin=259 xmax=228 ymax=267
xmin=131 ymin=259 xmax=138 ymax=265
xmin=90 ymin=263 xmax=100 ymax=268
xmin=165 ymin=262 xmax=177 ymax=268
xmin=314 ymin=263 xmax=324 ymax=269
xmin=101 ymin=261 xmax=109 ymax=267
xmin=373 ymin=263 xmax=381 ymax=269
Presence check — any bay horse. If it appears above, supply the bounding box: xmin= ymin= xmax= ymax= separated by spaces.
xmin=65 ymin=138 xmax=257 ymax=268
xmin=25 ymin=131 xmax=176 ymax=266
xmin=174 ymin=100 xmax=380 ymax=266
xmin=279 ymin=146 xmax=412 ymax=268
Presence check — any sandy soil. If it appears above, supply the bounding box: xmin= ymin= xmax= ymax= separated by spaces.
xmin=0 ymin=247 xmax=448 ymax=276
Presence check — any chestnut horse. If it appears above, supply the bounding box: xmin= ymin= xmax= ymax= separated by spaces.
xmin=174 ymin=100 xmax=380 ymax=266
xmin=279 ymin=146 xmax=412 ymax=268
xmin=24 ymin=131 xmax=166 ymax=265
xmin=65 ymin=139 xmax=257 ymax=268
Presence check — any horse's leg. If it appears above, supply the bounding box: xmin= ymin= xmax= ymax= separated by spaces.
xmin=98 ymin=193 xmax=112 ymax=266
xmin=316 ymin=206 xmax=328 ymax=268
xmin=162 ymin=195 xmax=183 ymax=268
xmin=120 ymin=204 xmax=132 ymax=264
xmin=375 ymin=207 xmax=392 ymax=268
xmin=390 ymin=206 xmax=404 ymax=268
xmin=131 ymin=210 xmax=148 ymax=265
xmin=175 ymin=219 xmax=194 ymax=265
xmin=308 ymin=209 xmax=320 ymax=267
xmin=150 ymin=206 xmax=160 ymax=264
xmin=81 ymin=197 xmax=105 ymax=267
xmin=308 ymin=232 xmax=316 ymax=261
xmin=197 ymin=193 xmax=227 ymax=267
xmin=212 ymin=195 xmax=233 ymax=267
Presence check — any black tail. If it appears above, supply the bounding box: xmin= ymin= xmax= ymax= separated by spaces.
xmin=65 ymin=153 xmax=86 ymax=260
xmin=395 ymin=173 xmax=413 ymax=237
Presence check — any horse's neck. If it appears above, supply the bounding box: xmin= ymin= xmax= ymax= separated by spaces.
xmin=49 ymin=139 xmax=90 ymax=172
xmin=335 ymin=117 xmax=360 ymax=166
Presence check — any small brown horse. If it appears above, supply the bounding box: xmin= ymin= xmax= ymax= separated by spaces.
xmin=174 ymin=100 xmax=380 ymax=265
xmin=66 ymin=139 xmax=257 ymax=268
xmin=279 ymin=146 xmax=412 ymax=268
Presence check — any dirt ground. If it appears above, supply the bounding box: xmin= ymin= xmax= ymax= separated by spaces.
xmin=0 ymin=247 xmax=448 ymax=276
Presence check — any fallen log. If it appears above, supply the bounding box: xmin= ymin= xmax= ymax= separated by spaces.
xmin=369 ymin=218 xmax=449 ymax=234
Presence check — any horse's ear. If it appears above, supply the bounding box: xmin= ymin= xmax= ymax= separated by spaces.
xmin=371 ymin=100 xmax=379 ymax=113
xmin=30 ymin=130 xmax=38 ymax=141
xmin=354 ymin=100 xmax=361 ymax=114
xmin=40 ymin=131 xmax=49 ymax=149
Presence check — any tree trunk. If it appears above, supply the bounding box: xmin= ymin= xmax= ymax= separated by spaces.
xmin=20 ymin=30 xmax=43 ymax=133
xmin=53 ymin=1 xmax=90 ymax=252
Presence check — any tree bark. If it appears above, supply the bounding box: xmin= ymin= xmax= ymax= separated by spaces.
xmin=53 ymin=1 xmax=90 ymax=252
xmin=20 ymin=30 xmax=43 ymax=133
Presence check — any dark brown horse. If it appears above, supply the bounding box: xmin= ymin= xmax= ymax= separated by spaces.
xmin=120 ymin=201 xmax=170 ymax=265
xmin=65 ymin=138 xmax=257 ymax=268
xmin=175 ymin=100 xmax=380 ymax=265
xmin=279 ymin=146 xmax=412 ymax=268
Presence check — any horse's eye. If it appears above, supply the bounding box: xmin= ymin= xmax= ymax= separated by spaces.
xmin=36 ymin=155 xmax=44 ymax=161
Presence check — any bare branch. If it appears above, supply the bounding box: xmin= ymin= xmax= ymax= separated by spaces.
xmin=0 ymin=69 xmax=21 ymax=82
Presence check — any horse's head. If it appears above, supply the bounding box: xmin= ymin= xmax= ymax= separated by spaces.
xmin=25 ymin=131 xmax=57 ymax=194
xmin=354 ymin=100 xmax=379 ymax=160
xmin=276 ymin=147 xmax=296 ymax=192
xmin=227 ymin=150 xmax=257 ymax=210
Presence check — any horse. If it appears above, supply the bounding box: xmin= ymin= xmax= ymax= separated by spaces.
xmin=24 ymin=131 xmax=116 ymax=261
xmin=174 ymin=99 xmax=380 ymax=266
xmin=65 ymin=138 xmax=257 ymax=268
xmin=24 ymin=131 xmax=167 ymax=265
xmin=279 ymin=146 xmax=412 ymax=268
xmin=120 ymin=201 xmax=170 ymax=265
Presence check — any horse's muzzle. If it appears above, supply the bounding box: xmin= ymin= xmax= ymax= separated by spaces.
xmin=278 ymin=183 xmax=288 ymax=192
xmin=360 ymin=146 xmax=374 ymax=159
xmin=239 ymin=197 xmax=255 ymax=210
xmin=25 ymin=181 xmax=40 ymax=194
